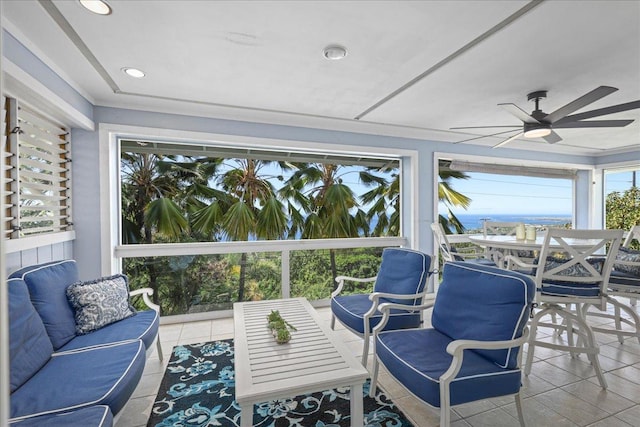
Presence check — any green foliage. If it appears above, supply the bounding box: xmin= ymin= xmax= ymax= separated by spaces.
xmin=606 ymin=187 xmax=640 ymax=249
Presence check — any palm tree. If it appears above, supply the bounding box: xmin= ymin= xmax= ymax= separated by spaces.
xmin=282 ymin=163 xmax=369 ymax=285
xmin=213 ymin=158 xmax=289 ymax=302
xmin=438 ymin=161 xmax=471 ymax=233
xmin=121 ymin=152 xmax=223 ymax=308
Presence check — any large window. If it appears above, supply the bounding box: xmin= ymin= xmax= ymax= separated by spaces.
xmin=438 ymin=159 xmax=574 ymax=233
xmin=604 ymin=166 xmax=640 ymax=231
xmin=3 ymin=97 xmax=72 ymax=239
xmin=119 ymin=139 xmax=400 ymax=245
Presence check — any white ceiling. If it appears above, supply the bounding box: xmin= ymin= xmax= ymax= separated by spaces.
xmin=3 ymin=0 xmax=640 ymax=155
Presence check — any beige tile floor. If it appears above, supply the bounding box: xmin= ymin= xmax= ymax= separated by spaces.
xmin=117 ymin=303 xmax=640 ymax=427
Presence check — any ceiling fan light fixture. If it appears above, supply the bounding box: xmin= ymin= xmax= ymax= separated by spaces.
xmin=523 ymin=127 xmax=552 ymax=138
xmin=322 ymin=45 xmax=348 ymax=60
xmin=79 ymin=0 xmax=112 ymax=15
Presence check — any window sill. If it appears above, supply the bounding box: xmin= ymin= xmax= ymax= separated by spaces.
xmin=5 ymin=230 xmax=76 ymax=254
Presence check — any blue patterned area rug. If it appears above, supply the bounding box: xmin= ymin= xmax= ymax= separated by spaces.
xmin=147 ymin=339 xmax=415 ymax=427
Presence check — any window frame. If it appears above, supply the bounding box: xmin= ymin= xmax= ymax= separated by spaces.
xmin=4 ymin=96 xmax=74 ymax=252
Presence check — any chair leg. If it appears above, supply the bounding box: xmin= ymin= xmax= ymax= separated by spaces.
xmin=361 ymin=326 xmax=370 ymax=366
xmin=515 ymin=393 xmax=526 ymax=427
xmin=156 ymin=334 xmax=164 ymax=362
xmin=524 ymin=308 xmax=543 ymax=376
xmin=369 ymin=354 xmax=379 ymax=398
xmin=330 ymin=313 xmax=336 ymax=330
xmin=439 ymin=381 xmax=451 ymax=427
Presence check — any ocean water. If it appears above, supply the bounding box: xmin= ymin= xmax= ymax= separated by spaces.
xmin=453 ymin=213 xmax=572 ymax=232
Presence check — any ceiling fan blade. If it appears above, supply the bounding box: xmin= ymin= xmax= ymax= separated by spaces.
xmin=542 ymin=130 xmax=562 ymax=144
xmin=493 ymin=132 xmax=524 ymax=148
xmin=553 ymin=119 xmax=635 ymax=128
xmin=553 ymin=100 xmax=640 ymax=124
xmin=544 ymin=86 xmax=618 ymax=123
xmin=450 ymin=125 xmax=521 ymax=130
xmin=454 ymin=129 xmax=522 ymax=144
xmin=498 ymin=103 xmax=539 ymax=124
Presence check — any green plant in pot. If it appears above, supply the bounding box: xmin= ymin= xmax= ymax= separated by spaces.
xmin=266 ymin=310 xmax=296 ymax=344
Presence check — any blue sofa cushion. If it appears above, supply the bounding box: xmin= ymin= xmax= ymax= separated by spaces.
xmin=432 ymin=262 xmax=534 ymax=368
xmin=66 ymin=275 xmax=137 ymax=335
xmin=9 ymin=260 xmax=79 ymax=350
xmin=8 ymin=278 xmax=53 ymax=393
xmin=376 ymin=328 xmax=522 ymax=407
xmin=331 ymin=294 xmax=421 ymax=334
xmin=9 ymin=405 xmax=113 ymax=427
xmin=614 ymin=247 xmax=640 ymax=277
xmin=57 ymin=309 xmax=159 ymax=352
xmin=374 ymin=248 xmax=431 ymax=305
xmin=10 ymin=340 xmax=145 ymax=420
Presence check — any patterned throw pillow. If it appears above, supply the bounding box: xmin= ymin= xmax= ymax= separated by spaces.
xmin=615 ymin=247 xmax=640 ymax=277
xmin=66 ymin=274 xmax=137 ymax=335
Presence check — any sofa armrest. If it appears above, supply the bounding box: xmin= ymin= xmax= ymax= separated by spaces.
xmin=129 ymin=288 xmax=160 ymax=313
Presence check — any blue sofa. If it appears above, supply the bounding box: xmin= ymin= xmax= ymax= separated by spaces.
xmin=8 ymin=260 xmax=161 ymax=426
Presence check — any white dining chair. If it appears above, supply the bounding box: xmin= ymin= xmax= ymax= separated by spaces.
xmin=524 ymin=228 xmax=623 ymax=389
xmin=587 ymin=225 xmax=640 ymax=344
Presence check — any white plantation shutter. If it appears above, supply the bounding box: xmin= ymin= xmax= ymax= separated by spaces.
xmin=4 ymin=97 xmax=73 ymax=238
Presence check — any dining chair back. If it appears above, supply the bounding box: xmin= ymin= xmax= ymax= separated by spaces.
xmin=525 ymin=228 xmax=623 ymax=388
xmin=430 ymin=222 xmax=494 ymax=268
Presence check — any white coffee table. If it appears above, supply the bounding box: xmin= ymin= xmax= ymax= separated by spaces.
xmin=233 ymin=297 xmax=369 ymax=427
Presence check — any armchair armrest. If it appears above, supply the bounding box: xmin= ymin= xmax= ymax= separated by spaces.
xmin=370 ymin=297 xmax=437 ymax=334
xmin=442 ymin=328 xmax=529 ymax=383
xmin=331 ymin=275 xmax=377 ymax=298
xmin=129 ymin=288 xmax=160 ymax=313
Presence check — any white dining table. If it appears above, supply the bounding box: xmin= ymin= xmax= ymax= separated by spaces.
xmin=467 ymin=234 xmax=603 ymax=267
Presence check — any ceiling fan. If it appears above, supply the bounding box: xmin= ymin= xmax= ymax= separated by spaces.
xmin=452 ymin=86 xmax=640 ymax=148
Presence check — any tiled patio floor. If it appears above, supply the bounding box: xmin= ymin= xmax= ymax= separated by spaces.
xmin=117 ymin=302 xmax=640 ymax=427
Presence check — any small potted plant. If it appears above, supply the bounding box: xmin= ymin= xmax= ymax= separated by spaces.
xmin=266 ymin=310 xmax=296 ymax=343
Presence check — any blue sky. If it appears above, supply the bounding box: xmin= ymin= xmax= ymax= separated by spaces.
xmin=443 ymin=169 xmax=638 ymax=216
xmin=443 ymin=173 xmax=573 ymax=215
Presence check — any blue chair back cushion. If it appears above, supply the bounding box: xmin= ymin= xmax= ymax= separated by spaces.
xmin=432 ymin=262 xmax=535 ymax=368
xmin=374 ymin=248 xmax=431 ymax=305
xmin=8 ymin=278 xmax=53 ymax=393
xmin=9 ymin=260 xmax=79 ymax=350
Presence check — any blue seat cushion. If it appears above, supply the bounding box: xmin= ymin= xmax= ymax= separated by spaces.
xmin=8 ymin=278 xmax=53 ymax=393
xmin=374 ymin=248 xmax=431 ymax=304
xmin=9 ymin=261 xmax=79 ymax=350
xmin=432 ymin=262 xmax=534 ymax=368
xmin=609 ymin=269 xmax=640 ymax=289
xmin=377 ymin=328 xmax=522 ymax=407
xmin=540 ymin=282 xmax=601 ymax=297
xmin=331 ymin=294 xmax=421 ymax=334
xmin=10 ymin=340 xmax=145 ymax=420
xmin=9 ymin=405 xmax=113 ymax=427
xmin=57 ymin=309 xmax=159 ymax=352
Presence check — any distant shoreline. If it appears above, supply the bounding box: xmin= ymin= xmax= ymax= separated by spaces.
xmin=452 ymin=213 xmax=572 ymax=231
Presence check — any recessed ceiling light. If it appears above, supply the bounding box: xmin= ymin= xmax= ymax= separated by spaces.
xmin=323 ymin=45 xmax=348 ymax=60
xmin=79 ymin=0 xmax=112 ymax=15
xmin=122 ymin=67 xmax=146 ymax=78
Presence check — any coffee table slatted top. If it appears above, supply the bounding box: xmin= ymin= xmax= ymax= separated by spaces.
xmin=234 ymin=298 xmax=369 ymax=405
